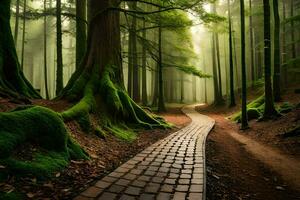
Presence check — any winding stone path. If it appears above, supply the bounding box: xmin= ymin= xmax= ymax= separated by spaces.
xmin=74 ymin=105 xmax=215 ymax=200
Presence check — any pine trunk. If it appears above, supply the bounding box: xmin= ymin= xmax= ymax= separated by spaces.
xmin=56 ymin=0 xmax=63 ymax=95
xmin=263 ymin=0 xmax=278 ymax=118
xmin=273 ymin=0 xmax=281 ymax=101
xmin=240 ymin=0 xmax=249 ymax=129
xmin=228 ymin=0 xmax=236 ymax=107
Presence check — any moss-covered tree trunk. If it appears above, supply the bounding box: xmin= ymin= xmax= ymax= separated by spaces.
xmin=59 ymin=0 xmax=167 ymax=129
xmin=76 ymin=0 xmax=87 ymax=70
xmin=0 ymin=0 xmax=40 ymax=98
xmin=263 ymin=0 xmax=278 ymax=119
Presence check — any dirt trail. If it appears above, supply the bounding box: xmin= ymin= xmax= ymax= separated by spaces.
xmin=228 ymin=130 xmax=300 ymax=191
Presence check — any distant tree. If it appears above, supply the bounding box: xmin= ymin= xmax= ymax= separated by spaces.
xmin=43 ymin=0 xmax=49 ymax=99
xmin=20 ymin=0 xmax=26 ymax=70
xmin=240 ymin=0 xmax=248 ymax=129
xmin=262 ymin=0 xmax=278 ymax=119
xmin=228 ymin=0 xmax=236 ymax=107
xmin=249 ymin=0 xmax=255 ymax=86
xmin=56 ymin=0 xmax=63 ymax=96
xmin=157 ymin=10 xmax=166 ymax=112
xmin=273 ymin=0 xmax=281 ymax=101
xmin=141 ymin=19 xmax=148 ymax=105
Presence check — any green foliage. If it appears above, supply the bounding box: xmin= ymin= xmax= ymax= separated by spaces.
xmin=167 ymin=64 xmax=211 ymax=78
xmin=0 ymin=106 xmax=88 ymax=178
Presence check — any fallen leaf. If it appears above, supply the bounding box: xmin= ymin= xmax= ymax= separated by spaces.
xmin=276 ymin=186 xmax=285 ymax=191
xmin=26 ymin=192 xmax=35 ymax=198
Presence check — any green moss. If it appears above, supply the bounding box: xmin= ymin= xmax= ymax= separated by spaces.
xmin=231 ymin=95 xmax=265 ymax=122
xmin=1 ymin=151 xmax=68 ymax=178
xmin=106 ymin=124 xmax=136 ymax=142
xmin=0 ymin=106 xmax=88 ymax=178
xmin=76 ymin=113 xmax=91 ymax=132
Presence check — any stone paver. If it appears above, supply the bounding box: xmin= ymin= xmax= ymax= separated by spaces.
xmin=74 ymin=105 xmax=215 ymax=200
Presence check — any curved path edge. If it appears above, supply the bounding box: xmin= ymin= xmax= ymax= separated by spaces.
xmin=74 ymin=104 xmax=215 ymax=200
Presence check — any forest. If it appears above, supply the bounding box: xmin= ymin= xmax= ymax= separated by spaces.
xmin=0 ymin=0 xmax=299 ymax=199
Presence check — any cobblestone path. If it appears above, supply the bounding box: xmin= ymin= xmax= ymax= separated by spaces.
xmin=74 ymin=105 xmax=215 ymax=200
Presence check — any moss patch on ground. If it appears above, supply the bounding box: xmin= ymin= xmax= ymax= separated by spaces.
xmin=0 ymin=106 xmax=88 ymax=179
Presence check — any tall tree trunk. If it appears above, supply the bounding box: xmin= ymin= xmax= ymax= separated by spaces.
xmin=127 ymin=28 xmax=133 ymax=97
xmin=290 ymin=0 xmax=296 ymax=68
xmin=180 ymin=73 xmax=184 ymax=103
xmin=14 ymin=0 xmax=20 ymax=46
xmin=76 ymin=0 xmax=87 ymax=69
xmin=240 ymin=0 xmax=249 ymax=129
xmin=151 ymin=65 xmax=158 ymax=106
xmin=228 ymin=0 xmax=236 ymax=107
xmin=44 ymin=0 xmax=49 ymax=99
xmin=56 ymin=0 xmax=63 ymax=96
xmin=213 ymin=3 xmax=223 ymax=101
xmin=141 ymin=20 xmax=148 ymax=105
xmin=273 ymin=0 xmax=281 ymax=101
xmin=131 ymin=2 xmax=140 ymax=102
xmin=59 ymin=0 xmax=166 ymax=129
xmin=282 ymin=0 xmax=288 ymax=87
xmin=157 ymin=20 xmax=166 ymax=112
xmin=249 ymin=0 xmax=255 ymax=87
xmin=0 ymin=0 xmax=40 ymax=98
xmin=215 ymin=33 xmax=223 ymax=99
xmin=212 ymin=32 xmax=222 ymax=105
xmin=20 ymin=0 xmax=26 ymax=70
xmin=263 ymin=0 xmax=278 ymax=118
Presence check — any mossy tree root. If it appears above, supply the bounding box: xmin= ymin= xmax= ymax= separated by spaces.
xmin=0 ymin=106 xmax=88 ymax=178
xmin=60 ymin=66 xmax=170 ymax=140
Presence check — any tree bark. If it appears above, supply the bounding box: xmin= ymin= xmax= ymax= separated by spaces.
xmin=141 ymin=20 xmax=148 ymax=105
xmin=228 ymin=0 xmax=236 ymax=107
xmin=56 ymin=0 xmax=63 ymax=96
xmin=59 ymin=0 xmax=166 ymax=129
xmin=240 ymin=0 xmax=248 ymax=129
xmin=273 ymin=0 xmax=281 ymax=101
xmin=249 ymin=0 xmax=255 ymax=87
xmin=76 ymin=0 xmax=87 ymax=69
xmin=263 ymin=0 xmax=278 ymax=118
xmin=44 ymin=0 xmax=49 ymax=99
xmin=20 ymin=0 xmax=26 ymax=70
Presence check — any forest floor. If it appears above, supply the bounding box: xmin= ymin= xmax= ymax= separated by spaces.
xmin=197 ymin=85 xmax=300 ymax=200
xmin=0 ymin=100 xmax=191 ymax=199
